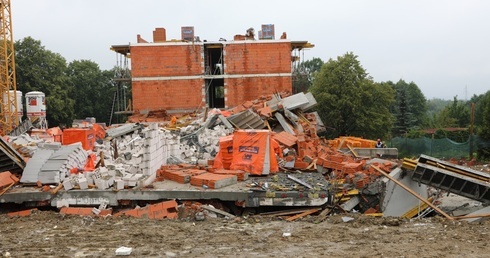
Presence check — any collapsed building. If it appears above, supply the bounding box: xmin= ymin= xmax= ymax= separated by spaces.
xmin=1 ymin=25 xmax=489 ymax=222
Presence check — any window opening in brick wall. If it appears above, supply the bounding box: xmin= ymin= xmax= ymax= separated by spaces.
xmin=204 ymin=44 xmax=223 ymax=75
xmin=206 ymin=78 xmax=224 ymax=109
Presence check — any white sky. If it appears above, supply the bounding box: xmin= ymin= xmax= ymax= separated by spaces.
xmin=12 ymin=0 xmax=490 ymax=100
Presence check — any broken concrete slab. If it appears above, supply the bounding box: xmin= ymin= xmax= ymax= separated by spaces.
xmin=227 ymin=109 xmax=265 ymax=129
xmin=275 ymin=112 xmax=295 ymax=135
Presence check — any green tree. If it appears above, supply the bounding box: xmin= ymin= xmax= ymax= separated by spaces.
xmin=15 ymin=37 xmax=74 ymax=127
xmin=66 ymin=60 xmax=115 ymax=124
xmin=425 ymin=98 xmax=452 ymax=128
xmin=437 ymin=96 xmax=470 ymax=128
xmin=476 ymin=91 xmax=490 ymax=159
xmin=309 ymin=52 xmax=394 ymax=139
xmin=292 ymin=57 xmax=324 ymax=93
xmin=387 ymin=80 xmax=427 ymax=135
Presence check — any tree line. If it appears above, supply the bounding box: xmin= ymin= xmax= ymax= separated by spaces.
xmin=14 ymin=37 xmax=117 ymax=127
xmin=293 ymin=52 xmax=490 ymax=160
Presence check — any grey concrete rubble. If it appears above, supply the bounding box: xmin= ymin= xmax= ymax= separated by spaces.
xmin=21 ymin=143 xmax=87 ymax=184
xmin=8 ymin=133 xmax=45 ymax=157
xmin=5 ymin=91 xmax=490 ymax=223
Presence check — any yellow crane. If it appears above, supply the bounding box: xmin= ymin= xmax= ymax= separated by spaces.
xmin=0 ymin=0 xmax=18 ymax=134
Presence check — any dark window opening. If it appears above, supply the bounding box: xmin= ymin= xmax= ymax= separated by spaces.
xmin=204 ymin=44 xmax=223 ymax=75
xmin=206 ymin=78 xmax=225 ymax=108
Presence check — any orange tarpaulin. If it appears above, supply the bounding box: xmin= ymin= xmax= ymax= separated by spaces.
xmin=213 ymin=135 xmax=234 ymax=170
xmin=62 ymin=128 xmax=95 ymax=150
xmin=92 ymin=123 xmax=106 ymax=140
xmin=230 ymin=130 xmax=278 ymax=175
xmin=84 ymin=153 xmax=96 ymax=171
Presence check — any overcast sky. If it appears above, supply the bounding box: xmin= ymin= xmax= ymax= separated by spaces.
xmin=12 ymin=0 xmax=490 ymax=100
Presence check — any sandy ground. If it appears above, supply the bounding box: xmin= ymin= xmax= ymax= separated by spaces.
xmin=1 ymin=209 xmax=489 ymax=258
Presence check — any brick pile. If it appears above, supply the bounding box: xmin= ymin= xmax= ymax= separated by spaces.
xmin=189 ymin=173 xmax=237 ymax=189
xmin=156 ymin=164 xmax=248 ymax=189
xmin=115 ymin=200 xmax=178 ymax=219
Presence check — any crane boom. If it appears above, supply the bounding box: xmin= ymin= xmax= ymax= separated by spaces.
xmin=0 ymin=0 xmax=18 ymax=134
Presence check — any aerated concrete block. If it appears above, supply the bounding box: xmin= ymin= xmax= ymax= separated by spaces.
xmin=78 ymin=177 xmax=88 ymax=190
xmin=115 ymin=179 xmax=124 ymax=190
xmin=62 ymin=179 xmax=74 ymax=190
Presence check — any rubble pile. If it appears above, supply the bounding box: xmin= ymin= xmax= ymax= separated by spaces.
xmin=3 ymin=91 xmax=490 ymax=222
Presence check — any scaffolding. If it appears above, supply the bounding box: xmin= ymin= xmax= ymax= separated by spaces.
xmin=109 ymin=45 xmax=132 ymax=125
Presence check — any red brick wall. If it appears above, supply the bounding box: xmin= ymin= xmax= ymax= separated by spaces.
xmin=130 ymin=41 xmax=293 ymax=111
xmin=225 ymin=42 xmax=291 ymax=74
xmin=131 ymin=44 xmax=203 ymax=77
xmin=225 ymin=76 xmax=292 ymax=107
xmin=132 ymin=79 xmax=203 ymax=111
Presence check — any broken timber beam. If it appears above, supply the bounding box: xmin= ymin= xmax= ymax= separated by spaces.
xmin=0 ymin=182 xmax=14 ymax=196
xmin=347 ymin=144 xmax=359 ymax=158
xmin=314 ymin=208 xmax=332 ymax=223
xmin=371 ymin=165 xmax=453 ymax=220
xmin=286 ymin=208 xmax=321 ymax=222
xmin=260 ymin=207 xmax=319 ymax=217
xmin=452 ymin=213 xmax=490 ymax=220
xmin=50 ymin=183 xmax=63 ymax=195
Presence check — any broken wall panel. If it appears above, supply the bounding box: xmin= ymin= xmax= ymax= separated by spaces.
xmin=227 ymin=109 xmax=265 ymax=129
xmin=381 ymin=168 xmax=429 ymax=217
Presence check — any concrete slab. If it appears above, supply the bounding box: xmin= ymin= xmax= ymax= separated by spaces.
xmin=381 ymin=168 xmax=429 ymax=217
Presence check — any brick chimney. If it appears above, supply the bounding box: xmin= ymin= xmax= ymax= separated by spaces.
xmin=153 ymin=28 xmax=167 ymax=42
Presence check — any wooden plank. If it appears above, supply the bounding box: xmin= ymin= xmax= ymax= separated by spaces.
xmin=261 ymin=208 xmax=318 ymax=217
xmin=285 ymin=208 xmax=321 ymax=222
xmin=372 ymin=165 xmax=453 ymax=220
xmin=0 ymin=182 xmax=14 ymax=196
xmin=337 ymin=137 xmax=346 ymax=150
xmin=314 ymin=208 xmax=331 ymax=223
xmin=452 ymin=213 xmax=490 ymax=220
xmin=347 ymin=144 xmax=359 ymax=158
xmin=305 ymin=158 xmax=318 ymax=170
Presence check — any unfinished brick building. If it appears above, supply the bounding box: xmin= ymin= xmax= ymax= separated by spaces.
xmin=111 ymin=25 xmax=314 ymax=114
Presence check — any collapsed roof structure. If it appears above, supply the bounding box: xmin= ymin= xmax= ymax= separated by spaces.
xmin=1 ymin=91 xmax=489 ymax=222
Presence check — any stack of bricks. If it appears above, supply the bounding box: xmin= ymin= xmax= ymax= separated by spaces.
xmin=159 ymin=164 xmax=240 ymax=189
xmin=190 ymin=173 xmax=237 ymax=189
xmin=210 ymin=169 xmax=249 ymax=181
xmin=160 ymin=165 xmax=207 ymax=184
xmin=141 ymin=123 xmax=166 ymax=178
xmin=161 ymin=169 xmax=192 ymax=184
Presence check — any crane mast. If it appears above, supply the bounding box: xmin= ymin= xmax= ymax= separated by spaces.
xmin=0 ymin=0 xmax=18 ymax=134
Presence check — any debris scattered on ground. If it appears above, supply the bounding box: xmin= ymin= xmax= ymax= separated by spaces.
xmin=1 ymin=91 xmax=489 ymax=223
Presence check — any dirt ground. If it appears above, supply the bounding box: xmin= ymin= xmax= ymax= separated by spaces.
xmin=1 ymin=209 xmax=489 ymax=258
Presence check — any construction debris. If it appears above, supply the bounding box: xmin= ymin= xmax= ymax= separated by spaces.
xmin=1 ymin=91 xmax=488 ymax=223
